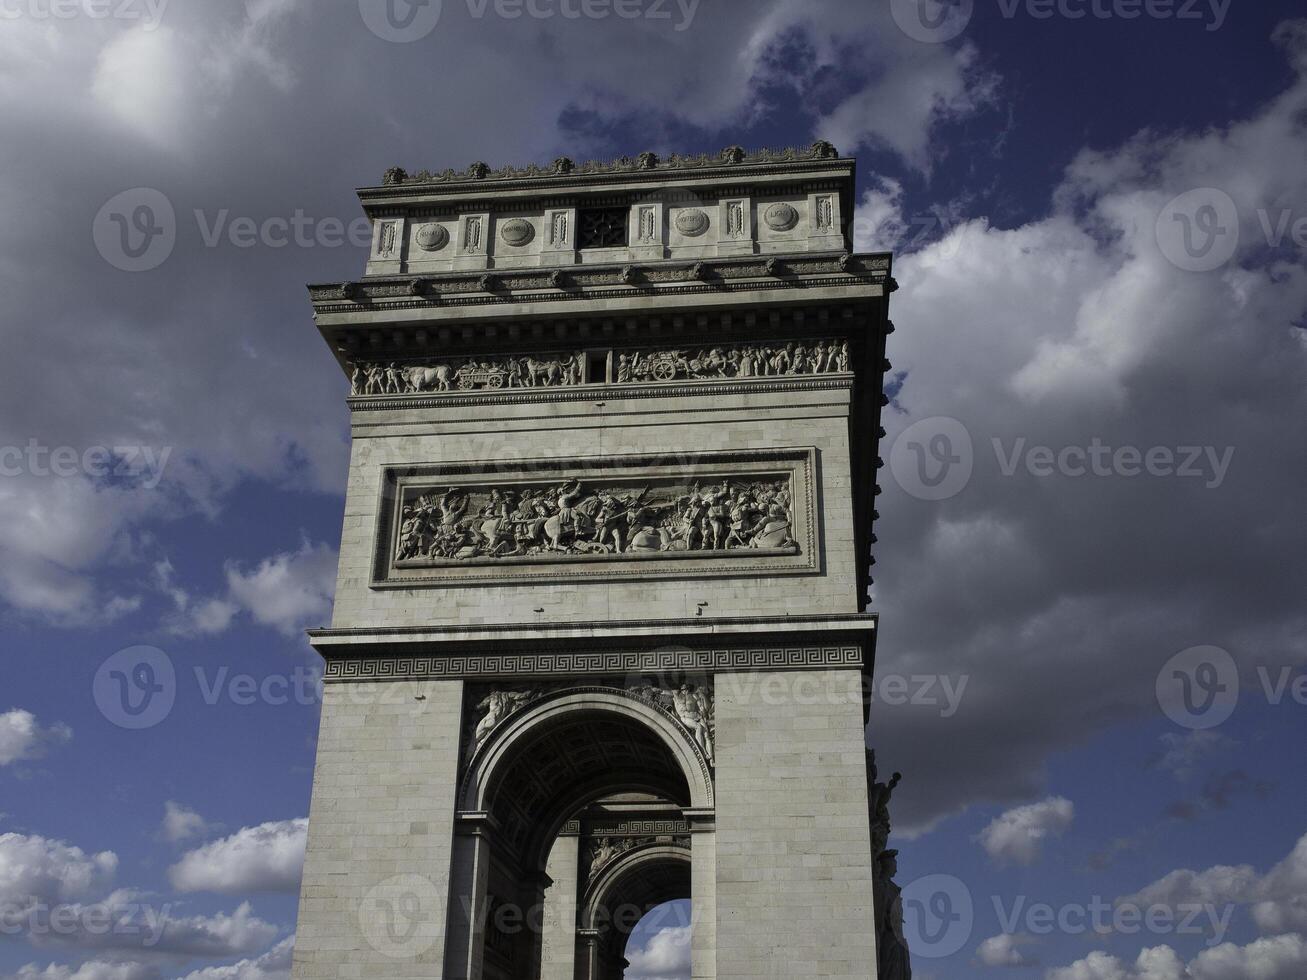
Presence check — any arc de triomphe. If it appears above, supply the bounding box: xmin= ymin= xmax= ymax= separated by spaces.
xmin=292 ymin=144 xmax=897 ymax=980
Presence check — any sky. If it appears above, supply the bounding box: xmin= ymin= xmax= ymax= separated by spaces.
xmin=1 ymin=1 xmax=1306 ymax=978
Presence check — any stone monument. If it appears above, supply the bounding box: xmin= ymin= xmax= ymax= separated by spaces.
xmin=292 ymin=144 xmax=898 ymax=979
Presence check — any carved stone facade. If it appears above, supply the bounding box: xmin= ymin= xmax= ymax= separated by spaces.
xmin=349 ymin=339 xmax=850 ymax=397
xmin=293 ymin=147 xmax=897 ymax=980
xmin=395 ymin=475 xmax=796 ymax=564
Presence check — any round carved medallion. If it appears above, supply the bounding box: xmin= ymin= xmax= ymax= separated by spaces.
xmin=674 ymin=209 xmax=710 ymax=237
xmin=763 ymin=202 xmax=800 ymax=232
xmin=500 ymin=218 xmax=535 ymax=247
xmin=414 ymin=224 xmax=449 ymax=252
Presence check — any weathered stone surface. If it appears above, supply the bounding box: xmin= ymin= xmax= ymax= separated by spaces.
xmin=292 ymin=148 xmax=894 ymax=980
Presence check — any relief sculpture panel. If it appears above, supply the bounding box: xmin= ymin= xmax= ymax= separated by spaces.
xmin=374 ymin=450 xmax=818 ymax=586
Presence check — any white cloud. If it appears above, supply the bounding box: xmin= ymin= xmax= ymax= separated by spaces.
xmin=0 ymin=710 xmax=71 ymax=766
xmin=4 ymin=961 xmax=159 ymax=980
xmin=1121 ymin=831 xmax=1307 ymax=937
xmin=978 ymin=797 xmax=1074 ymax=867
xmin=862 ymin=20 xmax=1307 ymax=834
xmin=1046 ymin=935 xmax=1307 ymax=980
xmin=625 ymin=924 xmax=692 ymax=980
xmin=156 ymin=541 xmax=334 ymax=638
xmin=977 ymin=932 xmax=1037 ymax=968
xmin=223 ymin=542 xmax=335 ymax=636
xmin=173 ymin=935 xmax=294 ymax=980
xmin=21 ymin=898 xmax=279 ymax=960
xmin=91 ymin=28 xmax=194 ymax=149
xmin=0 ymin=834 xmax=117 ymax=906
xmin=168 ymin=820 xmax=307 ymax=894
xmin=160 ymin=803 xmax=219 ymax=845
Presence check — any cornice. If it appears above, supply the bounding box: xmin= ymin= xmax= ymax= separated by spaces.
xmin=346 ymin=374 xmax=854 ymax=411
xmin=308 ymin=252 xmax=893 ymax=316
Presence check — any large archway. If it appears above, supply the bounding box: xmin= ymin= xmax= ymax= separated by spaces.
xmin=446 ymin=689 xmax=715 ymax=980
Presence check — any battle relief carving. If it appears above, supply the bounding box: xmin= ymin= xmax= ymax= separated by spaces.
xmin=375 ymin=449 xmax=818 ymax=585
xmin=395 ymin=475 xmax=797 ymax=564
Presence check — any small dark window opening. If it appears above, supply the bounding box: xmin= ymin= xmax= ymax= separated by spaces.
xmin=578 ymin=207 xmax=629 ymax=248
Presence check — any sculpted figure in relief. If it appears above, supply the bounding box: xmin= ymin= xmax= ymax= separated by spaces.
xmin=467 ymin=689 xmax=536 ymax=762
xmin=396 ymin=477 xmax=796 ymax=564
xmin=352 ymin=353 xmax=584 ymax=395
xmin=617 ymin=341 xmax=850 ymax=384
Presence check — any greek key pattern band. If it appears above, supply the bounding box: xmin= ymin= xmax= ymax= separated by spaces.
xmin=322 ymin=645 xmax=865 ymax=681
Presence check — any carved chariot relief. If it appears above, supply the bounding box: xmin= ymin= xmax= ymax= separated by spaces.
xmin=351 ymin=352 xmax=586 ymax=394
xmin=373 ymin=449 xmax=819 ymax=585
xmin=614 ymin=340 xmax=849 ymax=384
xmin=348 ymin=340 xmax=849 ymax=398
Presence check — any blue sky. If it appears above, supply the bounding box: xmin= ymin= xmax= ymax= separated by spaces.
xmin=3 ymin=2 xmax=1307 ymax=979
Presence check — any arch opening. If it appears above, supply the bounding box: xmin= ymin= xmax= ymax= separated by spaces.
xmin=621 ymin=899 xmax=694 ymax=980
xmin=455 ymin=693 xmax=708 ymax=980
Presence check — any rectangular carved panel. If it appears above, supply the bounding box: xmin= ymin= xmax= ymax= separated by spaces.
xmin=371 ymin=449 xmax=819 ymax=587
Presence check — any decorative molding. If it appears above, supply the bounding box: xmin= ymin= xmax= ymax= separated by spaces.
xmin=377 ymin=142 xmax=841 ymax=187
xmin=346 ymin=374 xmax=853 ymax=411
xmin=321 ymin=645 xmax=866 ymax=681
xmin=764 ymin=202 xmax=800 ymax=231
xmin=499 ymin=218 xmax=535 ymax=246
xmin=674 ymin=208 xmax=710 ymax=237
xmin=308 ymin=253 xmax=891 ymax=310
xmin=414 ymin=223 xmax=449 ymax=251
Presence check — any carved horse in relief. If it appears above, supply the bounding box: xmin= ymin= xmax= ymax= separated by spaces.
xmin=404 ymin=364 xmax=456 ymax=392
xmin=525 ymin=357 xmax=565 ymax=387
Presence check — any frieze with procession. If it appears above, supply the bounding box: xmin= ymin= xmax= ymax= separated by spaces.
xmin=350 ymin=339 xmax=850 ymax=395
xmin=394 ymin=474 xmax=798 ymax=566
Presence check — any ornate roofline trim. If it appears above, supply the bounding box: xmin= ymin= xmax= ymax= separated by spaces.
xmin=369 ymin=143 xmax=843 ymax=191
